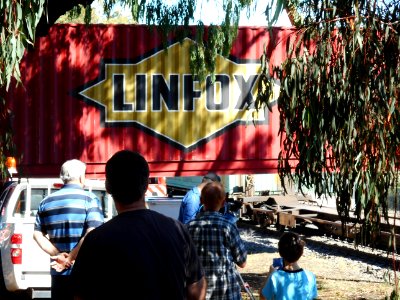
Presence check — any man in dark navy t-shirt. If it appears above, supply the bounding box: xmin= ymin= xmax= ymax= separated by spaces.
xmin=71 ymin=150 xmax=206 ymax=300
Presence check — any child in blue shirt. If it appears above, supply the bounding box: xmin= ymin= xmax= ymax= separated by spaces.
xmin=260 ymin=231 xmax=318 ymax=300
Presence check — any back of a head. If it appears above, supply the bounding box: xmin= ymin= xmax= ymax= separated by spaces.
xmin=105 ymin=150 xmax=149 ymax=205
xmin=202 ymin=172 xmax=221 ymax=183
xmin=60 ymin=159 xmax=86 ymax=184
xmin=201 ymin=181 xmax=225 ymax=211
xmin=278 ymin=232 xmax=305 ymax=263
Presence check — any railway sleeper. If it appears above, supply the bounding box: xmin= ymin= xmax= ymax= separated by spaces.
xmin=245 ymin=206 xmax=400 ymax=252
xmin=277 ymin=212 xmax=361 ymax=238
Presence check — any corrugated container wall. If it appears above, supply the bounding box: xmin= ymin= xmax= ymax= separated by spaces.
xmin=5 ymin=24 xmax=295 ymax=179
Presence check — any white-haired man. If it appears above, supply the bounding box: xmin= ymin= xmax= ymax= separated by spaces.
xmin=33 ymin=159 xmax=104 ymax=300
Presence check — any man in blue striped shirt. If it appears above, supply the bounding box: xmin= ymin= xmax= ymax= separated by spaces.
xmin=33 ymin=159 xmax=104 ymax=300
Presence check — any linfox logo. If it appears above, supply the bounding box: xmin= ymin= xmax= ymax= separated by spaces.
xmin=78 ymin=38 xmax=277 ymax=151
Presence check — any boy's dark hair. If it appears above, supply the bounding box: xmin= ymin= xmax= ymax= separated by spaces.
xmin=201 ymin=182 xmax=225 ymax=211
xmin=105 ymin=150 xmax=149 ymax=205
xmin=278 ymin=232 xmax=305 ymax=263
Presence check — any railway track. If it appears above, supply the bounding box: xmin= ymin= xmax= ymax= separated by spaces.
xmin=238 ymin=218 xmax=400 ymax=269
xmin=231 ymin=193 xmax=400 ymax=259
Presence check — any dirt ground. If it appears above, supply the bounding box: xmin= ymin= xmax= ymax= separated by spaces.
xmin=239 ymin=251 xmax=395 ymax=300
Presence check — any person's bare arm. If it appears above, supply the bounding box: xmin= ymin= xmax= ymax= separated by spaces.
xmin=34 ymin=227 xmax=95 ymax=272
xmin=187 ymin=277 xmax=207 ymax=300
xmin=50 ymin=226 xmax=96 ymax=271
xmin=33 ymin=230 xmax=59 ymax=256
xmin=33 ymin=230 xmax=72 ymax=271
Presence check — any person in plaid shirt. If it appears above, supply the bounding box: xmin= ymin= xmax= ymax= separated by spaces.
xmin=187 ymin=181 xmax=247 ymax=299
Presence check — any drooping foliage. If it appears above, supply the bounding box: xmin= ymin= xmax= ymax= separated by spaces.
xmin=141 ymin=0 xmax=252 ymax=81
xmin=257 ymin=0 xmax=400 ymax=247
xmin=0 ymin=0 xmax=45 ymax=178
xmin=0 ymin=0 xmax=100 ymax=178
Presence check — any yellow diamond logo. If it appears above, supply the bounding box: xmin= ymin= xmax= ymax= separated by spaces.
xmin=78 ymin=38 xmax=267 ymax=150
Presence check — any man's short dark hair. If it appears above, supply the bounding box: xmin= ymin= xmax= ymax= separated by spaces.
xmin=105 ymin=150 xmax=149 ymax=205
xmin=202 ymin=172 xmax=221 ymax=183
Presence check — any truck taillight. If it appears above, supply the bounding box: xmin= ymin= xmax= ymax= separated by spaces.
xmin=11 ymin=233 xmax=22 ymax=244
xmin=11 ymin=248 xmax=22 ymax=264
xmin=11 ymin=233 xmax=22 ymax=264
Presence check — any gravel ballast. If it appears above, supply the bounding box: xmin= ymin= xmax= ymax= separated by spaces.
xmin=237 ymin=224 xmax=397 ymax=299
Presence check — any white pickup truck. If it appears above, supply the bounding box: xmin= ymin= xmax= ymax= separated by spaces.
xmin=0 ymin=178 xmax=182 ymax=299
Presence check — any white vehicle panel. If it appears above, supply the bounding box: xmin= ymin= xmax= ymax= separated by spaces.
xmin=0 ymin=178 xmax=181 ymax=298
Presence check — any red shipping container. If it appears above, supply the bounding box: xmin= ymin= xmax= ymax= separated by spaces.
xmin=6 ymin=24 xmax=295 ymax=178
